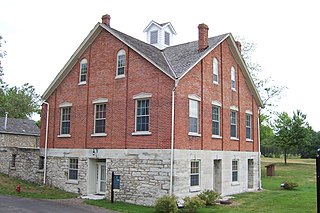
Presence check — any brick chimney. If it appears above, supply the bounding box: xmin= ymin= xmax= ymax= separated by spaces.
xmin=101 ymin=14 xmax=111 ymax=27
xmin=235 ymin=41 xmax=242 ymax=53
xmin=198 ymin=23 xmax=209 ymax=51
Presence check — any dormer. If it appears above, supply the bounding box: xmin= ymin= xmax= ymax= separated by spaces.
xmin=143 ymin=21 xmax=176 ymax=50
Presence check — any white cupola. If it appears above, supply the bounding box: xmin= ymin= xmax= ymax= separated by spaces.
xmin=143 ymin=21 xmax=176 ymax=50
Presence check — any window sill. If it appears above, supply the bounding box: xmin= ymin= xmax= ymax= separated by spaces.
xmin=231 ymin=181 xmax=240 ymax=186
xmin=78 ymin=81 xmax=86 ymax=85
xmin=58 ymin=134 xmax=71 ymax=138
xmin=188 ymin=132 xmax=201 ymax=137
xmin=115 ymin=74 xmax=125 ymax=79
xmin=189 ymin=186 xmax=201 ymax=192
xmin=231 ymin=137 xmax=239 ymax=141
xmin=246 ymin=139 xmax=253 ymax=142
xmin=66 ymin=180 xmax=79 ymax=185
xmin=213 ymin=81 xmax=219 ymax=85
xmin=132 ymin=131 xmax=152 ymax=136
xmin=212 ymin=135 xmax=222 ymax=139
xmin=10 ymin=167 xmax=16 ymax=170
xmin=91 ymin=133 xmax=107 ymax=137
xmin=232 ymin=88 xmax=237 ymax=92
xmin=37 ymin=169 xmax=44 ymax=173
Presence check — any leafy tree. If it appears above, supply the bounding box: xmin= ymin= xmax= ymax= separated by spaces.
xmin=0 ymin=35 xmax=6 ymax=84
xmin=0 ymin=83 xmax=40 ymax=119
xmin=274 ymin=112 xmax=293 ymax=165
xmin=299 ymin=130 xmax=320 ymax=158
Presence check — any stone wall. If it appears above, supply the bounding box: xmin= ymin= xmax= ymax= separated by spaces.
xmin=0 ymin=147 xmax=43 ymax=184
xmin=0 ymin=133 xmax=39 ymax=148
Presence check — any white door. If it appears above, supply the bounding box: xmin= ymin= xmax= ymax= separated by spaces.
xmin=96 ymin=163 xmax=106 ymax=194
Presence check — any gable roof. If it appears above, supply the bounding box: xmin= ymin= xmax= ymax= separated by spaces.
xmin=0 ymin=117 xmax=40 ymax=136
xmin=143 ymin=21 xmax=177 ymax=35
xmin=42 ymin=23 xmax=263 ymax=107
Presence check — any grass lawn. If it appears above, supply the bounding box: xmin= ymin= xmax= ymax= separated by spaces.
xmin=0 ymin=173 xmax=77 ymax=199
xmin=86 ymin=158 xmax=317 ymax=213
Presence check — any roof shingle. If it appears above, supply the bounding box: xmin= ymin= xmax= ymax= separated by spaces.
xmin=0 ymin=117 xmax=40 ymax=136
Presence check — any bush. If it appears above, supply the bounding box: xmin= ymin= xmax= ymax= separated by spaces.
xmin=197 ymin=189 xmax=220 ymax=206
xmin=281 ymin=181 xmax=298 ymax=190
xmin=182 ymin=196 xmax=205 ymax=213
xmin=155 ymin=195 xmax=178 ymax=213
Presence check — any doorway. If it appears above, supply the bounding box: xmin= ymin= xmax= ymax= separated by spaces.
xmin=213 ymin=160 xmax=222 ymax=194
xmin=96 ymin=162 xmax=106 ymax=194
xmin=248 ymin=159 xmax=254 ymax=189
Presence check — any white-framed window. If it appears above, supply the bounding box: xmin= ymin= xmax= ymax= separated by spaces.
xmin=150 ymin=30 xmax=158 ymax=44
xmin=189 ymin=98 xmax=200 ymax=134
xmin=213 ymin=57 xmax=219 ymax=84
xmin=135 ymin=99 xmax=150 ymax=132
xmin=94 ymin=103 xmax=106 ymax=134
xmin=231 ymin=66 xmax=236 ymax=90
xmin=190 ymin=160 xmax=200 ymax=187
xmin=79 ymin=58 xmax=87 ymax=84
xmin=212 ymin=105 xmax=220 ymax=136
xmin=232 ymin=160 xmax=238 ymax=182
xmin=230 ymin=110 xmax=237 ymax=138
xmin=246 ymin=114 xmax=252 ymax=139
xmin=116 ymin=49 xmax=126 ymax=77
xmin=60 ymin=107 xmax=71 ymax=135
xmin=165 ymin=31 xmax=170 ymax=45
xmin=68 ymin=158 xmax=78 ymax=180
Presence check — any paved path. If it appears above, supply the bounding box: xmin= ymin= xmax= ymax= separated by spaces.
xmin=0 ymin=195 xmax=117 ymax=213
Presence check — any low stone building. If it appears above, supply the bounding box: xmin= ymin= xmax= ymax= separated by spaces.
xmin=0 ymin=117 xmax=42 ymax=183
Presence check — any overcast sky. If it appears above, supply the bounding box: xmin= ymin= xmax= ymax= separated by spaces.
xmin=0 ymin=0 xmax=319 ymax=130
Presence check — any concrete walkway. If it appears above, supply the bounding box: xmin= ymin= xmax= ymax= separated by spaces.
xmin=0 ymin=195 xmax=117 ymax=213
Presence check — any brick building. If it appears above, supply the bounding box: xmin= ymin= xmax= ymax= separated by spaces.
xmin=40 ymin=14 xmax=263 ymax=205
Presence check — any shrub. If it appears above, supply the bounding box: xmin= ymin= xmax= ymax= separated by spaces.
xmin=197 ymin=189 xmax=220 ymax=206
xmin=182 ymin=196 xmax=205 ymax=213
xmin=281 ymin=181 xmax=298 ymax=190
xmin=155 ymin=195 xmax=178 ymax=213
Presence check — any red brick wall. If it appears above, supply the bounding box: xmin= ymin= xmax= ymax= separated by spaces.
xmin=40 ymin=30 xmax=260 ymax=152
xmin=174 ymin=40 xmax=259 ymax=151
xmin=40 ymin=30 xmax=174 ymax=149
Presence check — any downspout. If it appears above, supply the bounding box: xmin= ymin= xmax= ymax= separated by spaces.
xmin=257 ymin=108 xmax=262 ymax=190
xmin=169 ymin=79 xmax=179 ymax=196
xmin=43 ymin=101 xmax=49 ymax=185
xmin=4 ymin=112 xmax=8 ymax=130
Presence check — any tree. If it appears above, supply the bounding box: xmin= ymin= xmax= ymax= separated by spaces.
xmin=0 ymin=35 xmax=6 ymax=84
xmin=237 ymin=37 xmax=286 ymax=112
xmin=0 ymin=83 xmax=40 ymax=119
xmin=274 ymin=112 xmax=293 ymax=165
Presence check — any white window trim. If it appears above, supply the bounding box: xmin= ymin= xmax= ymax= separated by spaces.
xmin=246 ymin=110 xmax=253 ymax=115
xmin=212 ymin=100 xmax=221 ymax=107
xmin=232 ymin=160 xmax=239 ymax=183
xmin=188 ymin=94 xmax=201 ymax=101
xmin=150 ymin=30 xmax=158 ymax=44
xmin=93 ymin=103 xmax=107 ymax=134
xmin=190 ymin=160 xmax=201 ymax=190
xmin=116 ymin=49 xmax=126 ymax=78
xmin=133 ymin=92 xmax=152 ymax=100
xmin=230 ymin=105 xmax=238 ymax=111
xmin=79 ymin=58 xmax=87 ymax=84
xmin=213 ymin=57 xmax=219 ymax=84
xmin=230 ymin=110 xmax=238 ymax=139
xmin=59 ymin=102 xmax=72 ymax=108
xmin=231 ymin=66 xmax=236 ymax=91
xmin=92 ymin=98 xmax=108 ymax=104
xmin=212 ymin=104 xmax=221 ymax=137
xmin=164 ymin=31 xmax=170 ymax=46
xmin=133 ymin=98 xmax=151 ymax=135
xmin=68 ymin=158 xmax=79 ymax=181
xmin=246 ymin=113 xmax=253 ymax=140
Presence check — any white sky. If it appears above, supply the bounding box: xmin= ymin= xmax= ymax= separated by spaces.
xmin=0 ymin=0 xmax=319 ymax=130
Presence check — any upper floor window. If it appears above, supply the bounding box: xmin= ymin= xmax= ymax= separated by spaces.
xmin=231 ymin=66 xmax=236 ymax=90
xmin=246 ymin=114 xmax=252 ymax=140
xmin=116 ymin=50 xmax=126 ymax=77
xmin=213 ymin=58 xmax=219 ymax=84
xmin=94 ymin=103 xmax=107 ymax=134
xmin=136 ymin=99 xmax=150 ymax=132
xmin=79 ymin=58 xmax=87 ymax=84
xmin=189 ymin=95 xmax=201 ymax=135
xmin=212 ymin=105 xmax=220 ymax=137
xmin=150 ymin=30 xmax=158 ymax=44
xmin=230 ymin=110 xmax=237 ymax=138
xmin=165 ymin=31 xmax=170 ymax=45
xmin=60 ymin=107 xmax=71 ymax=135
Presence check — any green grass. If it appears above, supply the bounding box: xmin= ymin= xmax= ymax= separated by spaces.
xmin=86 ymin=158 xmax=317 ymax=213
xmin=85 ymin=200 xmax=154 ymax=213
xmin=0 ymin=173 xmax=77 ymax=199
